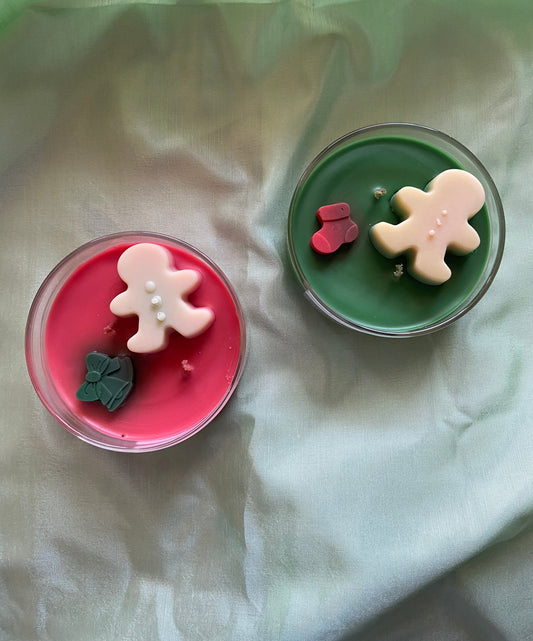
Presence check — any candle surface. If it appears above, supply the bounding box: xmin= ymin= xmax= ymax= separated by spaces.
xmin=290 ymin=136 xmax=491 ymax=333
xmin=45 ymin=242 xmax=242 ymax=441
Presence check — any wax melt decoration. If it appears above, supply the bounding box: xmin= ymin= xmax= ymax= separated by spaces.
xmin=310 ymin=203 xmax=359 ymax=255
xmin=110 ymin=243 xmax=215 ymax=353
xmin=370 ymin=169 xmax=485 ymax=285
xmin=76 ymin=352 xmax=134 ymax=412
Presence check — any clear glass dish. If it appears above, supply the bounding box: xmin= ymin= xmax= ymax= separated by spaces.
xmin=26 ymin=232 xmax=246 ymax=452
xmin=288 ymin=123 xmax=505 ymax=337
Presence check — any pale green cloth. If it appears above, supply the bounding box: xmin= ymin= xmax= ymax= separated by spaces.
xmin=1 ymin=2 xmax=532 ymax=640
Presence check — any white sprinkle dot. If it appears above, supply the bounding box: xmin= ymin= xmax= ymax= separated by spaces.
xmin=156 ymin=311 xmax=166 ymax=322
xmin=428 ymin=229 xmax=436 ymax=238
xmin=442 ymin=209 xmax=448 ymax=216
xmin=151 ymin=295 xmax=162 ymax=307
xmin=436 ymin=218 xmax=442 ymax=227
xmin=145 ymin=280 xmax=156 ymax=293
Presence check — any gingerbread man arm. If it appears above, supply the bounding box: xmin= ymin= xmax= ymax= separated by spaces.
xmin=109 ymin=290 xmax=137 ymax=317
xmin=391 ymin=187 xmax=428 ymax=220
xmin=168 ymin=300 xmax=215 ymax=338
xmin=371 ymin=189 xmax=431 ymax=256
xmin=370 ymin=219 xmax=417 ymax=257
xmin=447 ymin=223 xmax=480 ymax=254
xmin=169 ymin=269 xmax=201 ymax=293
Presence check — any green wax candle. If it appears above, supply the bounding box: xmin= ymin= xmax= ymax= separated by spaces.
xmin=289 ymin=133 xmax=493 ymax=335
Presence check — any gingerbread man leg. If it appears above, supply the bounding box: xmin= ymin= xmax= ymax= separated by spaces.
xmin=412 ymin=248 xmax=451 ymax=285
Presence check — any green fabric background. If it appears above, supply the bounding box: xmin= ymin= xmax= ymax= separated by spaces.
xmin=1 ymin=1 xmax=532 ymax=640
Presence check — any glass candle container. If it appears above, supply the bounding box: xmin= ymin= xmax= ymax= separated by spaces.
xmin=26 ymin=232 xmax=246 ymax=451
xmin=288 ymin=123 xmax=505 ymax=337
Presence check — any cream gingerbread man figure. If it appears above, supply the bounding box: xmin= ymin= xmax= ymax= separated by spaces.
xmin=370 ymin=169 xmax=485 ymax=285
xmin=110 ymin=243 xmax=214 ymax=353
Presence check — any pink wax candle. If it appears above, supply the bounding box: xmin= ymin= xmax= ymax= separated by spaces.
xmin=26 ymin=232 xmax=246 ymax=452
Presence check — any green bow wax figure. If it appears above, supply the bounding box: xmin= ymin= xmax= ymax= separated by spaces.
xmin=76 ymin=353 xmax=134 ymax=412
